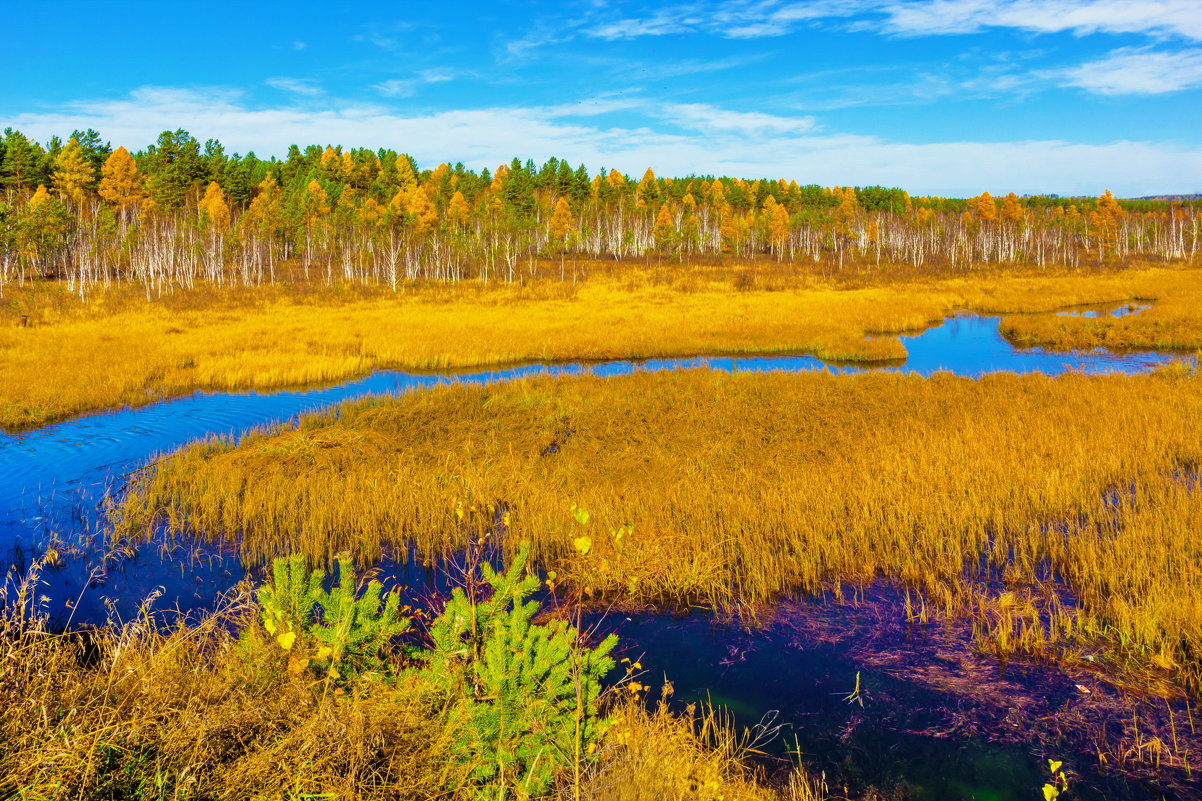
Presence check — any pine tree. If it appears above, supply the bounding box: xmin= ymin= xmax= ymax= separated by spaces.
xmin=69 ymin=128 xmax=111 ymax=179
xmin=142 ymin=129 xmax=207 ymax=210
xmin=1 ymin=129 xmax=46 ymax=190
xmin=17 ymin=185 xmax=73 ymax=275
xmin=256 ymin=553 xmax=410 ymax=679
xmin=421 ymin=545 xmax=616 ymax=797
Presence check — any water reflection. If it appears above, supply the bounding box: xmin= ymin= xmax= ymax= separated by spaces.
xmin=1 ymin=306 xmax=1195 ymax=799
xmin=0 ymin=308 xmax=1189 ymax=625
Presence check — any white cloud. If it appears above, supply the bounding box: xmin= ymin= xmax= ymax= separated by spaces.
xmin=265 ymin=77 xmax=323 ymax=96
xmin=588 ymin=14 xmax=696 ymax=40
xmin=656 ymin=103 xmax=819 ymax=135
xmin=291 ymin=41 xmax=307 ymax=51
xmin=537 ymin=0 xmax=1202 ymax=46
xmin=879 ymin=0 xmax=1202 ymax=41
xmin=1055 ymin=47 xmax=1202 ymax=94
xmin=3 ymin=87 xmax=1199 ymax=196
xmin=373 ymin=69 xmax=456 ymax=98
xmin=586 ymin=1 xmax=865 ymax=40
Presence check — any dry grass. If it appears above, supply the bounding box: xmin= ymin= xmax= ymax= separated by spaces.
xmin=0 ymin=578 xmax=462 ymax=800
xmin=0 ymin=563 xmax=796 ymax=801
xmin=4 ymin=263 xmax=1202 ymax=430
xmin=586 ymin=698 xmax=825 ymax=801
xmin=115 ymin=364 xmax=1202 ymax=692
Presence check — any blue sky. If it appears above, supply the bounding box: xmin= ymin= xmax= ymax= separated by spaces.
xmin=2 ymin=0 xmax=1200 ymax=196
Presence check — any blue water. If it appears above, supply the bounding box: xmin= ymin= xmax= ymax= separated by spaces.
xmin=0 ymin=307 xmax=1192 ymax=799
xmin=0 ymin=311 xmax=1185 ymax=624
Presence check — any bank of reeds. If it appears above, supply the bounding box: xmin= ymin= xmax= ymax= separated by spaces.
xmin=115 ymin=365 xmax=1202 ymax=693
xmin=4 ymin=263 xmax=1202 ymax=430
xmin=0 ymin=562 xmax=807 ymax=800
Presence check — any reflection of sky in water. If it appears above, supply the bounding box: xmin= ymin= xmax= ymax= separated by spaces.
xmin=0 ymin=311 xmax=1190 ymax=625
xmin=0 ymin=309 xmax=1191 ymax=799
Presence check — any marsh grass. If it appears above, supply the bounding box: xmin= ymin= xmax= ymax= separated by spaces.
xmin=115 ymin=365 xmax=1202 ymax=694
xmin=585 ymin=696 xmax=825 ymax=801
xmin=4 ymin=264 xmax=1202 ymax=429
xmin=0 ymin=560 xmax=797 ymax=801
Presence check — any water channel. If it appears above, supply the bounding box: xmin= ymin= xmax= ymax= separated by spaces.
xmin=0 ymin=306 xmax=1192 ymax=800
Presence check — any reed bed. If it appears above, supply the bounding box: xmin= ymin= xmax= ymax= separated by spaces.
xmin=116 ymin=364 xmax=1202 ymax=692
xmin=4 ymin=264 xmax=1202 ymax=430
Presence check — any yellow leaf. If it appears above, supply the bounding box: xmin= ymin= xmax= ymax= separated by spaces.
xmin=277 ymin=630 xmax=297 ymax=651
xmin=1048 ymin=760 xmax=1062 ymax=774
xmin=316 ymin=646 xmax=333 ymax=660
xmin=1042 ymin=784 xmax=1059 ymax=801
xmin=574 ymin=536 xmax=592 ymax=555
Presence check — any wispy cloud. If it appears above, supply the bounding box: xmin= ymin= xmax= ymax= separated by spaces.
xmin=879 ymin=0 xmax=1202 ymax=41
xmin=4 ymin=86 xmax=1199 ymax=196
xmin=656 ymin=103 xmax=819 ymax=135
xmin=353 ymin=21 xmax=418 ymax=51
xmin=265 ymin=77 xmax=323 ymax=96
xmin=1052 ymin=46 xmax=1202 ymax=94
xmin=373 ymin=69 xmax=456 ymax=98
xmin=523 ymin=0 xmax=1202 ymax=49
xmin=586 ymin=1 xmax=865 ymax=41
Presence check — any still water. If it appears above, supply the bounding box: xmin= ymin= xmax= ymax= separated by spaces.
xmin=0 ymin=308 xmax=1191 ymax=799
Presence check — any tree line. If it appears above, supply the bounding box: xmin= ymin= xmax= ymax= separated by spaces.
xmin=1 ymin=127 xmax=1198 ymax=297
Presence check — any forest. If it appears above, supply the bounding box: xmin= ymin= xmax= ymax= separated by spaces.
xmin=2 ymin=126 xmax=1199 ymax=297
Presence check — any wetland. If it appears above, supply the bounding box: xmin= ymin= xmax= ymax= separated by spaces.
xmin=5 ymin=290 xmax=1201 ymax=800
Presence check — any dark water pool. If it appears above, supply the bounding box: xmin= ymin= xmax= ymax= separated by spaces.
xmin=0 ymin=308 xmax=1194 ymax=799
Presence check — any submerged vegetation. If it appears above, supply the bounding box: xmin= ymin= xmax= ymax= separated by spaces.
xmin=116 ymin=366 xmax=1202 ymax=698
xmin=3 ymin=263 xmax=1202 ymax=430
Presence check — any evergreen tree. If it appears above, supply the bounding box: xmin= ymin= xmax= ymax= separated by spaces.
xmin=140 ymin=129 xmax=207 ymax=210
xmin=2 ymin=129 xmax=46 ymax=190
xmin=421 ymin=546 xmax=616 ymax=798
xmin=68 ymin=128 xmax=112 ymax=181
xmin=501 ymin=158 xmax=536 ymax=218
xmin=17 ymin=185 xmax=74 ymax=275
